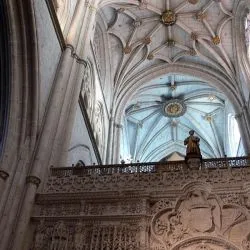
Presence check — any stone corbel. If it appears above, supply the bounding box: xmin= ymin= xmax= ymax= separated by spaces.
xmin=65 ymin=44 xmax=87 ymax=66
xmin=0 ymin=169 xmax=9 ymax=180
xmin=26 ymin=175 xmax=41 ymax=188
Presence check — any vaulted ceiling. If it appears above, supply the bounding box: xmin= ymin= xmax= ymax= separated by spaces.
xmin=93 ymin=0 xmax=245 ymax=162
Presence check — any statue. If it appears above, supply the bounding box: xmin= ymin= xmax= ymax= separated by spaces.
xmin=184 ymin=130 xmax=201 ymax=158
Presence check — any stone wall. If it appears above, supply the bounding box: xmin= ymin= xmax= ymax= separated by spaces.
xmin=30 ymin=158 xmax=250 ymax=249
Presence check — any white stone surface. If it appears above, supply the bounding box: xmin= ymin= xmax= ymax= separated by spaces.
xmin=67 ymin=104 xmax=98 ymax=165
xmin=34 ymin=0 xmax=61 ymax=127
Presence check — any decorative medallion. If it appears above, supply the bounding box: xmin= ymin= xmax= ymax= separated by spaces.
xmin=212 ymin=35 xmax=220 ymax=45
xmin=191 ymin=32 xmax=198 ymax=40
xmin=147 ymin=53 xmax=154 ymax=60
xmin=161 ymin=10 xmax=176 ymax=26
xmin=205 ymin=115 xmax=213 ymax=122
xmin=189 ymin=49 xmax=197 ymax=56
xmin=196 ymin=11 xmax=207 ymax=21
xmin=123 ymin=46 xmax=131 ymax=54
xmin=143 ymin=37 xmax=151 ymax=45
xmin=163 ymin=99 xmax=186 ymax=117
xmin=133 ymin=20 xmax=141 ymax=27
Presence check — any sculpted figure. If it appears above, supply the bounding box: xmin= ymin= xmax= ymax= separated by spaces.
xmin=184 ymin=130 xmax=201 ymax=157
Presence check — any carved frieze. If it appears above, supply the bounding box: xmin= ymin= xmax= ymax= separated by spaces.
xmin=32 ymin=220 xmax=141 ymax=250
xmin=33 ymin=164 xmax=250 ymax=250
xmin=44 ymin=167 xmax=250 ymax=193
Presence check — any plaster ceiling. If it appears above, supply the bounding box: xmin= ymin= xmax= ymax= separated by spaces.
xmin=93 ymin=0 xmax=243 ymax=162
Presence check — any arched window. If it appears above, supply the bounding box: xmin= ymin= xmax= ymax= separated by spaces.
xmin=228 ymin=114 xmax=241 ymax=156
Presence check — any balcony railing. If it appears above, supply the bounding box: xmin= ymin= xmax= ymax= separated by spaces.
xmin=49 ymin=156 xmax=250 ymax=177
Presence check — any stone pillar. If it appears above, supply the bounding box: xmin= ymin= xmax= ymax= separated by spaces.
xmin=9 ymin=2 xmax=94 ymax=247
xmin=4 ymin=46 xmax=74 ymax=250
xmin=51 ymin=0 xmax=98 ymax=167
xmin=236 ymin=109 xmax=250 ymax=155
xmin=9 ymin=0 xmax=100 ymax=248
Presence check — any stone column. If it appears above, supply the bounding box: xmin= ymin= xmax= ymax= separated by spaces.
xmin=236 ymin=109 xmax=250 ymax=154
xmin=9 ymin=0 xmax=92 ymax=247
xmin=51 ymin=0 xmax=98 ymax=167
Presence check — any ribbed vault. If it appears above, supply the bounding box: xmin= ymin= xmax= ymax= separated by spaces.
xmin=93 ymin=0 xmax=248 ymax=162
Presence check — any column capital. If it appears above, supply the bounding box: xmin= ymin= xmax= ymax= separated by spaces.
xmin=0 ymin=169 xmax=9 ymax=180
xmin=26 ymin=175 xmax=41 ymax=187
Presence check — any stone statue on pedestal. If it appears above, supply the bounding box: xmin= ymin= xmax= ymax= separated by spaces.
xmin=184 ymin=130 xmax=202 ymax=168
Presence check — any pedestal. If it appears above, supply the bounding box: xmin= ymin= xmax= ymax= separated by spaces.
xmin=185 ymin=155 xmax=202 ymax=170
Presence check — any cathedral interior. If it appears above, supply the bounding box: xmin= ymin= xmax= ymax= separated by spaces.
xmin=1 ymin=0 xmax=250 ymax=249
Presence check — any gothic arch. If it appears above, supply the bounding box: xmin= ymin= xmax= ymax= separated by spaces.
xmin=233 ymin=0 xmax=250 ymax=102
xmin=0 ymin=0 xmax=39 ymax=172
xmin=113 ymin=63 xmax=242 ymax=122
xmin=0 ymin=0 xmax=40 ymax=248
xmin=171 ymin=236 xmax=240 ymax=250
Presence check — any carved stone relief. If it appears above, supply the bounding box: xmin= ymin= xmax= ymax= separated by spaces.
xmin=93 ymin=102 xmax=105 ymax=156
xmin=151 ymin=183 xmax=249 ymax=250
xmin=81 ymin=63 xmax=95 ymax=121
xmin=34 ymin=167 xmax=250 ymax=250
xmin=32 ymin=220 xmax=141 ymax=250
xmin=44 ymin=167 xmax=250 ymax=193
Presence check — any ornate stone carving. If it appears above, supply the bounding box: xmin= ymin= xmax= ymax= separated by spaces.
xmin=242 ymin=233 xmax=250 ymax=250
xmin=74 ymin=221 xmax=86 ymax=250
xmin=44 ymin=166 xmax=250 ymax=193
xmin=39 ymin=203 xmax=81 ymax=216
xmin=81 ymin=64 xmax=95 ymax=120
xmin=26 ymin=175 xmax=41 ymax=187
xmin=150 ymin=199 xmax=174 ymax=215
xmin=161 ymin=10 xmax=176 ymax=26
xmin=212 ymin=35 xmax=221 ymax=45
xmin=33 ymin=220 xmax=48 ymax=250
xmin=93 ymin=102 xmax=104 ymax=155
xmin=196 ymin=11 xmax=207 ymax=21
xmin=151 ymin=184 xmax=250 ymax=249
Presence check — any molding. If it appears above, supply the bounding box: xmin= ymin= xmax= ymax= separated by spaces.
xmin=45 ymin=0 xmax=65 ymax=50
xmin=32 ymin=214 xmax=149 ymax=222
xmin=66 ymin=44 xmax=87 ymax=66
xmin=79 ymin=97 xmax=102 ymax=165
